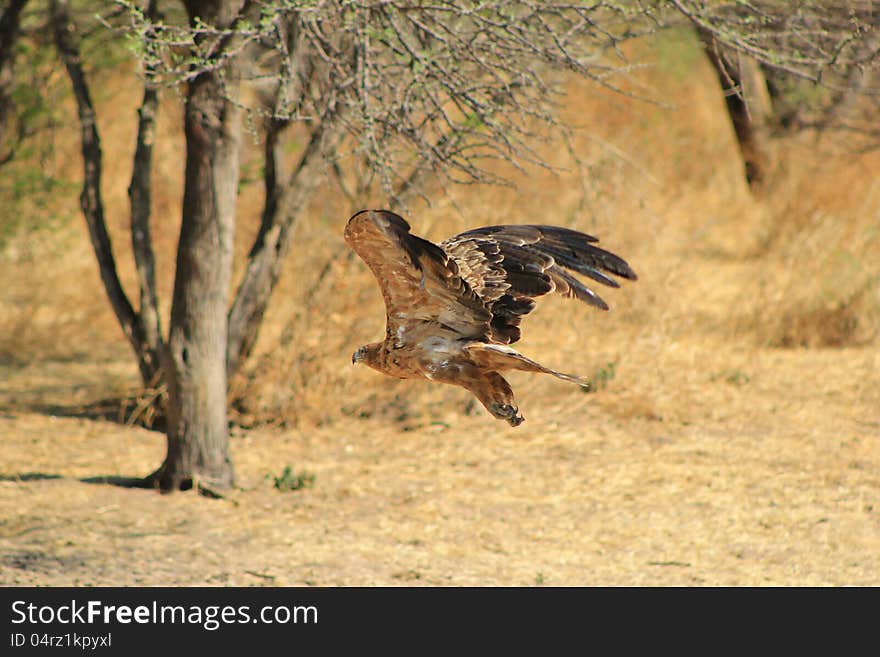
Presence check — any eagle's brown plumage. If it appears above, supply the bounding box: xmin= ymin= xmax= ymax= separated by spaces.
xmin=344 ymin=209 xmax=637 ymax=426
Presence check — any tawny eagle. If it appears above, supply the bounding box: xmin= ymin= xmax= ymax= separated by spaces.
xmin=345 ymin=209 xmax=636 ymax=426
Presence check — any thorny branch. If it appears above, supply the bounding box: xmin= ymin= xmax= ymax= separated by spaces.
xmin=669 ymin=1 xmax=879 ymax=139
xmin=668 ymin=0 xmax=879 ymax=85
xmin=115 ymin=1 xmax=654 ymax=199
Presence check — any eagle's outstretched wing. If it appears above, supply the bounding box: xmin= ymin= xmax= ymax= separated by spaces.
xmin=344 ymin=210 xmax=492 ymax=341
xmin=442 ymin=224 xmax=638 ymax=343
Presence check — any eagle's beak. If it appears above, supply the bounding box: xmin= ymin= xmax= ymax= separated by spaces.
xmin=351 ymin=348 xmax=362 ymax=365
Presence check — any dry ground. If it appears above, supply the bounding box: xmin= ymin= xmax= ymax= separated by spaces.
xmin=1 ymin=35 xmax=878 ymax=586
xmin=0 ymin=341 xmax=878 ymax=586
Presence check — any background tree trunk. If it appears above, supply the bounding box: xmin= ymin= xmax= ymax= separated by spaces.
xmin=153 ymin=1 xmax=242 ymax=492
xmin=699 ymin=29 xmax=769 ymax=189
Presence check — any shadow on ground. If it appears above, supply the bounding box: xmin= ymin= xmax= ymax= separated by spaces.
xmin=0 ymin=396 xmax=166 ymax=433
xmin=0 ymin=471 xmax=152 ymax=489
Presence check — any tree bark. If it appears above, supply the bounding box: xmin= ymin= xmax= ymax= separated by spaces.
xmin=153 ymin=0 xmax=243 ymax=492
xmin=699 ymin=29 xmax=768 ymax=190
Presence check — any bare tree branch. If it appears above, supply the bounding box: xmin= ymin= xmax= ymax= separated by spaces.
xmin=128 ymin=0 xmax=164 ymax=384
xmin=226 ymin=112 xmax=342 ymax=377
xmin=52 ymin=0 xmax=154 ymax=383
xmin=669 ymin=0 xmax=879 ymax=83
xmin=120 ymin=1 xmax=654 ymax=200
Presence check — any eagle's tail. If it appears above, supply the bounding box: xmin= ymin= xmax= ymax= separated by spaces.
xmin=543 ymin=368 xmax=590 ymax=387
xmin=464 ymin=343 xmax=590 ymax=388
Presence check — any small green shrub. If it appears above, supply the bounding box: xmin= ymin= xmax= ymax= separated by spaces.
xmin=270 ymin=466 xmax=315 ymax=492
xmin=583 ymin=361 xmax=616 ymax=394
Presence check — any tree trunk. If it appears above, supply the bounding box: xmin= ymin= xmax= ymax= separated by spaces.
xmin=699 ymin=30 xmax=768 ymax=190
xmin=153 ymin=2 xmax=242 ymax=492
xmin=127 ymin=0 xmax=164 ymax=387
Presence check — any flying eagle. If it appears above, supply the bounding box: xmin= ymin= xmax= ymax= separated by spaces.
xmin=345 ymin=209 xmax=637 ymax=426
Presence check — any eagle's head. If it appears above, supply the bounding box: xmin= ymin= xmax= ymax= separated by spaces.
xmin=351 ymin=343 xmax=382 ymax=368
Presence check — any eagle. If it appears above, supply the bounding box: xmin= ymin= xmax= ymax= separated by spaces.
xmin=344 ymin=209 xmax=637 ymax=426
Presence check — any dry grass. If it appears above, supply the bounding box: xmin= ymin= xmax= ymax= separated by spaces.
xmin=1 ymin=37 xmax=878 ymax=586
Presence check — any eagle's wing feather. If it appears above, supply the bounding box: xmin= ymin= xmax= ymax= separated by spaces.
xmin=442 ymin=224 xmax=637 ymax=343
xmin=344 ymin=210 xmax=492 ymax=342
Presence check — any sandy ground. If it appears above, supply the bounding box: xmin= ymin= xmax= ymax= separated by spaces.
xmin=1 ymin=343 xmax=877 ymax=587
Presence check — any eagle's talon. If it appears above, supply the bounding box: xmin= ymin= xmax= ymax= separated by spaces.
xmin=489 ymin=402 xmax=523 ymax=426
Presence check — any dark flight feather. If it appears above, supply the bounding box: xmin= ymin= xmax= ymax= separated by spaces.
xmin=441 ymin=223 xmax=636 ymax=343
